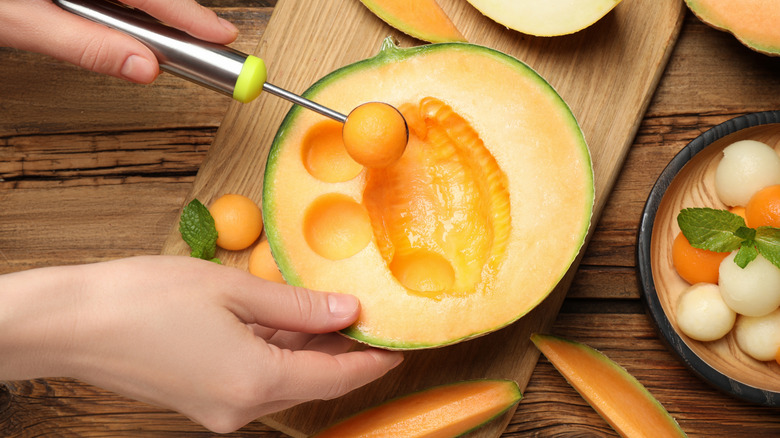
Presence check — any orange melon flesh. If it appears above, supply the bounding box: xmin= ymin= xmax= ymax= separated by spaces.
xmin=311 ymin=379 xmax=521 ymax=438
xmin=359 ymin=0 xmax=465 ymax=43
xmin=531 ymin=334 xmax=687 ymax=438
xmin=685 ymin=0 xmax=780 ymax=56
xmin=263 ymin=40 xmax=593 ymax=349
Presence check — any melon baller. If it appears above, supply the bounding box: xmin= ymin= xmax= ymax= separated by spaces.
xmin=52 ymin=0 xmax=349 ymax=123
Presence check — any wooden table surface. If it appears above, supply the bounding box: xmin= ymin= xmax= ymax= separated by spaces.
xmin=2 ymin=1 xmax=780 ymax=436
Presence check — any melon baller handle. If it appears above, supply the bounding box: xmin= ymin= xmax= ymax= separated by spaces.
xmin=52 ymin=0 xmax=348 ymax=123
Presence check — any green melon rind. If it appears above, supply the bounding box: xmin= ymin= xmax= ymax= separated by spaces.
xmin=311 ymin=379 xmax=522 ymax=437
xmin=263 ymin=38 xmax=594 ymax=349
xmin=684 ymin=0 xmax=780 ymax=56
xmin=531 ymin=333 xmax=687 ymax=437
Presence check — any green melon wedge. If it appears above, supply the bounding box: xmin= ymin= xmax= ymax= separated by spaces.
xmin=685 ymin=0 xmax=780 ymax=56
xmin=532 ymin=334 xmax=687 ymax=437
xmin=358 ymin=0 xmax=465 ymax=43
xmin=312 ymin=379 xmax=521 ymax=437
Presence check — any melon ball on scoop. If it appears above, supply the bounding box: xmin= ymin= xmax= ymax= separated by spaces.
xmin=343 ymin=102 xmax=409 ymax=168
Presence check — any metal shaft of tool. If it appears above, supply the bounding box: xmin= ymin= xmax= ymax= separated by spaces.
xmin=54 ymin=0 xmax=349 ymax=123
xmin=262 ymin=83 xmax=347 ymax=123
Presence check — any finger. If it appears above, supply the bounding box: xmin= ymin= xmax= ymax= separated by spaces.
xmin=269 ymin=348 xmax=404 ymax=402
xmin=300 ymin=333 xmax=357 ymax=356
xmin=265 ymin=330 xmax=355 ymax=355
xmin=121 ymin=0 xmax=238 ymax=44
xmin=1 ymin=1 xmax=158 ymax=83
xmin=228 ymin=279 xmax=362 ymax=334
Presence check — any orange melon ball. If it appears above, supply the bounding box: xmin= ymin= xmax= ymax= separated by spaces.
xmin=672 ymin=232 xmax=730 ymax=285
xmin=746 ymin=184 xmax=780 ymax=228
xmin=209 ymin=193 xmax=263 ymax=251
xmin=343 ymin=102 xmax=409 ymax=168
xmin=729 ymin=205 xmax=747 ymax=220
xmin=249 ymin=240 xmax=285 ymax=283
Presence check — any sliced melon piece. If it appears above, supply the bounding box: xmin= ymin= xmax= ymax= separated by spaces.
xmin=358 ymin=0 xmax=466 ymax=43
xmin=465 ymin=0 xmax=622 ymax=37
xmin=311 ymin=379 xmax=521 ymax=437
xmin=263 ymin=39 xmax=594 ymax=349
xmin=531 ymin=334 xmax=687 ymax=437
xmin=685 ymin=0 xmax=780 ymax=56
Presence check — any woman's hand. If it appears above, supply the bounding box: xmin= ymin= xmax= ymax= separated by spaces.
xmin=0 ymin=0 xmax=239 ymax=83
xmin=0 ymin=256 xmax=403 ymax=433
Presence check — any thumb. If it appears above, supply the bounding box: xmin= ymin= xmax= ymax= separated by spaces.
xmin=228 ymin=278 xmax=363 ymax=334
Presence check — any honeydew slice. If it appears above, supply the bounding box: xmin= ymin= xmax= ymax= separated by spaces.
xmin=465 ymin=0 xmax=622 ymax=37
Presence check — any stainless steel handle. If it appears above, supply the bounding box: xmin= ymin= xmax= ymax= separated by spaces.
xmin=53 ymin=0 xmax=348 ymax=121
xmin=53 ymin=0 xmax=246 ymax=97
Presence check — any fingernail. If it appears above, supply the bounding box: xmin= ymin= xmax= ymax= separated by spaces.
xmin=328 ymin=294 xmax=359 ymax=318
xmin=218 ymin=17 xmax=239 ymax=36
xmin=120 ymin=55 xmax=156 ymax=83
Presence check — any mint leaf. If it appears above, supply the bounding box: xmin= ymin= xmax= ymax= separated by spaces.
xmin=677 ymin=208 xmax=745 ymax=252
xmin=756 ymin=226 xmax=780 ymax=269
xmin=734 ymin=242 xmax=758 ymax=268
xmin=179 ymin=199 xmax=220 ymax=263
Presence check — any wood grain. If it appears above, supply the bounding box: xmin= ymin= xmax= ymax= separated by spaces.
xmin=4 ymin=3 xmax=780 ymax=437
xmin=156 ymin=0 xmax=685 ymax=436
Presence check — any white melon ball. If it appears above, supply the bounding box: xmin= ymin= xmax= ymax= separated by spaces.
xmin=734 ymin=308 xmax=780 ymax=361
xmin=676 ymin=283 xmax=736 ymax=342
xmin=719 ymin=252 xmax=780 ymax=316
xmin=714 ymin=140 xmax=780 ymax=207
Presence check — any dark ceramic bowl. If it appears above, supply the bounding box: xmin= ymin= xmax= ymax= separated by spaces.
xmin=637 ymin=111 xmax=780 ymax=406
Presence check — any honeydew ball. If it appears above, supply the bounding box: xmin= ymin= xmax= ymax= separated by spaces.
xmin=675 ymin=283 xmax=736 ymax=342
xmin=714 ymin=140 xmax=780 ymax=207
xmin=734 ymin=308 xmax=780 ymax=361
xmin=718 ymin=252 xmax=780 ymax=317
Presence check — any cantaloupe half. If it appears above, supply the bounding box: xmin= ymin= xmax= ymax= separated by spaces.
xmin=465 ymin=0 xmax=622 ymax=37
xmin=358 ymin=0 xmax=465 ymax=43
xmin=532 ymin=334 xmax=687 ymax=438
xmin=685 ymin=0 xmax=780 ymax=56
xmin=263 ymin=38 xmax=594 ymax=349
xmin=311 ymin=379 xmax=521 ymax=437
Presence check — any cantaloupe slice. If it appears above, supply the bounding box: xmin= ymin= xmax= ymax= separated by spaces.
xmin=465 ymin=0 xmax=622 ymax=37
xmin=263 ymin=38 xmax=593 ymax=349
xmin=311 ymin=379 xmax=521 ymax=437
xmin=531 ymin=334 xmax=687 ymax=438
xmin=685 ymin=0 xmax=780 ymax=56
xmin=358 ymin=0 xmax=466 ymax=43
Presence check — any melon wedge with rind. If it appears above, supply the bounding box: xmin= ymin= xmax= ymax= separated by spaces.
xmin=465 ymin=0 xmax=622 ymax=37
xmin=532 ymin=334 xmax=687 ymax=437
xmin=311 ymin=379 xmax=521 ymax=437
xmin=359 ymin=0 xmax=466 ymax=43
xmin=685 ymin=0 xmax=780 ymax=56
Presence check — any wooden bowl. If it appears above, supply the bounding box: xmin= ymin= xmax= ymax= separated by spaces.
xmin=638 ymin=111 xmax=780 ymax=406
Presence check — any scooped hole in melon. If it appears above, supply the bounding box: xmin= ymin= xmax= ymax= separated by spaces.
xmin=302 ymin=120 xmax=363 ymax=183
xmin=390 ymin=249 xmax=455 ymax=296
xmin=303 ymin=193 xmax=372 ymax=260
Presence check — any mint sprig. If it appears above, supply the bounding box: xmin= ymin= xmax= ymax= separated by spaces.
xmin=179 ymin=199 xmax=221 ymax=264
xmin=677 ymin=207 xmax=780 ymax=269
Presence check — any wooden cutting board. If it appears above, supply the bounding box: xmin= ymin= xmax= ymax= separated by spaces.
xmin=161 ymin=0 xmax=685 ymax=436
